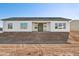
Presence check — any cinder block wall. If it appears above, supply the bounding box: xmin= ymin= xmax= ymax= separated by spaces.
xmin=0 ymin=32 xmax=69 ymax=44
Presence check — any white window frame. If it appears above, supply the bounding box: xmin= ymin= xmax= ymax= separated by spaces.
xmin=55 ymin=23 xmax=66 ymax=29
xmin=20 ymin=23 xmax=27 ymax=29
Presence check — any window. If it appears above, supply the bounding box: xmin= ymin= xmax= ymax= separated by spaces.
xmin=55 ymin=23 xmax=66 ymax=29
xmin=20 ymin=23 xmax=27 ymax=29
xmin=8 ymin=23 xmax=13 ymax=29
xmin=35 ymin=27 xmax=38 ymax=29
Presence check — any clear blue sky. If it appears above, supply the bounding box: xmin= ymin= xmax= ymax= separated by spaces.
xmin=0 ymin=3 xmax=79 ymax=20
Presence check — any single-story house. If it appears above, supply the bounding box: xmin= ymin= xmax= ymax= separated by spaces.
xmin=2 ymin=17 xmax=71 ymax=32
xmin=0 ymin=17 xmax=71 ymax=44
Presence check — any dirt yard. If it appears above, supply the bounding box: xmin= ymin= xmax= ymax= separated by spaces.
xmin=0 ymin=31 xmax=79 ymax=56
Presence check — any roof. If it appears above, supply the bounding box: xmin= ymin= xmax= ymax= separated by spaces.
xmin=2 ymin=17 xmax=71 ymax=21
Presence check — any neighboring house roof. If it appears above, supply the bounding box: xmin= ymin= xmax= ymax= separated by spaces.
xmin=2 ymin=17 xmax=71 ymax=21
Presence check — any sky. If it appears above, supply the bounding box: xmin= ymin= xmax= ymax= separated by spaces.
xmin=0 ymin=3 xmax=79 ymax=19
xmin=0 ymin=3 xmax=79 ymax=27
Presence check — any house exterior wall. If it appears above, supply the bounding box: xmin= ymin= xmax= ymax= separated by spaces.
xmin=32 ymin=22 xmax=50 ymax=32
xmin=3 ymin=21 xmax=32 ymax=32
xmin=70 ymin=20 xmax=79 ymax=31
xmin=3 ymin=21 xmax=70 ymax=32
xmin=50 ymin=21 xmax=70 ymax=32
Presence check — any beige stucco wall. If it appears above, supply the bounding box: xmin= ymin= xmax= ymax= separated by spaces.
xmin=70 ymin=20 xmax=79 ymax=31
xmin=3 ymin=21 xmax=32 ymax=32
xmin=32 ymin=22 xmax=50 ymax=32
xmin=3 ymin=21 xmax=70 ymax=32
xmin=50 ymin=21 xmax=70 ymax=32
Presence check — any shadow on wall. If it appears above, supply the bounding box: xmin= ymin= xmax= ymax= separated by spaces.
xmin=0 ymin=28 xmax=3 ymax=33
xmin=0 ymin=32 xmax=69 ymax=44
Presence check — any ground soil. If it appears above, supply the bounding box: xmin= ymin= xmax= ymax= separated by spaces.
xmin=0 ymin=31 xmax=79 ymax=56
